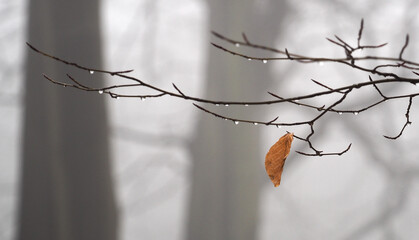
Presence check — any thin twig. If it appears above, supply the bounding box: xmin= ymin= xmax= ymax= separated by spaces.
xmin=172 ymin=83 xmax=186 ymax=97
xmin=384 ymin=97 xmax=413 ymax=139
xmin=399 ymin=34 xmax=409 ymax=60
xmin=357 ymin=19 xmax=364 ymax=47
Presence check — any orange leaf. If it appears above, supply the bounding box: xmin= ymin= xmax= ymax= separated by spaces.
xmin=265 ymin=133 xmax=294 ymax=187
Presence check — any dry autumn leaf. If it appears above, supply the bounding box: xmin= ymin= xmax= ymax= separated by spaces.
xmin=265 ymin=132 xmax=294 ymax=187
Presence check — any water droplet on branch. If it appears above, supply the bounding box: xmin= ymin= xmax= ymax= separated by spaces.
xmin=89 ymin=70 xmax=95 ymax=74
xmin=263 ymin=59 xmax=268 ymax=64
xmin=235 ymin=43 xmax=240 ymax=47
xmin=98 ymin=90 xmax=103 ymax=94
xmin=234 ymin=121 xmax=239 ymax=125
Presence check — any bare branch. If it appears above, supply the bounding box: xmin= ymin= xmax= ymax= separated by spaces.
xmin=296 ymin=144 xmax=352 ymax=157
xmin=172 ymin=83 xmax=185 ymax=97
xmin=311 ymin=79 xmax=345 ymax=94
xmin=242 ymin=32 xmax=250 ymax=44
xmin=399 ymin=34 xmax=409 ymax=60
xmin=27 ymin=42 xmax=133 ymax=75
xmin=359 ymin=42 xmax=388 ymax=49
xmin=357 ymin=18 xmax=364 ymax=47
xmin=266 ymin=116 xmax=279 ymax=125
xmin=326 ymin=37 xmax=347 ymax=49
xmin=369 ymin=75 xmax=387 ymax=99
xmin=29 ymin=19 xmax=419 ymax=157
xmin=334 ymin=35 xmax=354 ymax=51
xmin=285 ymin=48 xmax=293 ymax=60
xmin=384 ymin=97 xmax=413 ymax=139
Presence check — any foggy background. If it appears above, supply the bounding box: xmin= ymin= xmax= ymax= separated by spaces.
xmin=1 ymin=0 xmax=419 ymax=239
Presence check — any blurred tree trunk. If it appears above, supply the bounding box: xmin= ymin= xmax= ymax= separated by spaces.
xmin=17 ymin=0 xmax=118 ymax=240
xmin=187 ymin=1 xmax=289 ymax=240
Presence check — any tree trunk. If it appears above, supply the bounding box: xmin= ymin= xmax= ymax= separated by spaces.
xmin=17 ymin=0 xmax=118 ymax=240
xmin=187 ymin=1 xmax=289 ymax=240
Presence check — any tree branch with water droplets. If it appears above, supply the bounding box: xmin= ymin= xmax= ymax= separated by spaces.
xmin=27 ymin=19 xmax=419 ymax=156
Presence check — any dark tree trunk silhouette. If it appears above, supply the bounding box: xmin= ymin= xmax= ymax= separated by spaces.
xmin=17 ymin=0 xmax=118 ymax=239
xmin=187 ymin=1 xmax=289 ymax=239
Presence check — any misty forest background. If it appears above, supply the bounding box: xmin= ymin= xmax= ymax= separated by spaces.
xmin=1 ymin=0 xmax=419 ymax=239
